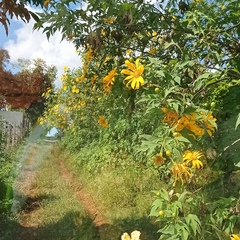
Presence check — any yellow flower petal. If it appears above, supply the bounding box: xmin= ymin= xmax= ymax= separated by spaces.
xmin=131 ymin=230 xmax=141 ymax=240
xmin=121 ymin=233 xmax=131 ymax=240
xmin=138 ymin=65 xmax=144 ymax=74
xmin=121 ymin=69 xmax=133 ymax=75
xmin=135 ymin=58 xmax=140 ymax=68
xmin=192 ymin=159 xmax=203 ymax=169
xmin=125 ymin=60 xmax=136 ymax=71
xmin=122 ymin=58 xmax=145 ymax=90
xmin=131 ymin=76 xmax=144 ymax=89
xmin=231 ymin=234 xmax=240 ymax=240
xmin=124 ymin=75 xmax=134 ymax=80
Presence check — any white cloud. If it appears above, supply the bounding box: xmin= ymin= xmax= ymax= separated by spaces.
xmin=4 ymin=19 xmax=81 ymax=88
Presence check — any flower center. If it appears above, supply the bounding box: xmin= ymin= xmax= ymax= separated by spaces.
xmin=133 ymin=69 xmax=141 ymax=78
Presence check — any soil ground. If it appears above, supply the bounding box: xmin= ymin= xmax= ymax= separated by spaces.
xmin=0 ymin=126 xmax=114 ymax=240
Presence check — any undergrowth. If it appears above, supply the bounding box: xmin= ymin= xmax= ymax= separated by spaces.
xmin=56 ymin=144 xmax=162 ymax=239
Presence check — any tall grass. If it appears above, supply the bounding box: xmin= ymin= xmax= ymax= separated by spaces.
xmin=1 ymin=144 xmax=100 ymax=240
xmin=58 ymin=144 xmax=164 ymax=239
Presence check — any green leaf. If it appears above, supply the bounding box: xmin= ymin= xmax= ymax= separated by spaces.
xmin=173 ymin=76 xmax=181 ymax=85
xmin=185 ymin=214 xmax=201 ymax=236
xmin=177 ymin=60 xmax=195 ymax=68
xmin=196 ymin=72 xmax=212 ymax=80
xmin=152 ymin=198 xmax=163 ymax=207
xmin=149 ymin=199 xmax=164 ymax=217
xmin=164 ymin=86 xmax=177 ymax=98
xmin=159 ymin=224 xmax=175 ymax=235
xmin=181 ymin=227 xmax=189 ymax=240
xmin=172 ymin=102 xmax=179 ymax=112
xmin=176 ymin=136 xmax=191 ymax=143
xmin=206 ymin=78 xmax=217 ymax=86
xmin=156 ymin=70 xmax=165 ymax=77
xmin=235 ymin=113 xmax=240 ymax=130
xmin=173 ymin=148 xmax=182 ymax=161
xmin=194 ymin=72 xmax=212 ymax=91
xmin=137 ymin=134 xmax=160 ymax=153
xmin=159 ymin=188 xmax=170 ymax=202
xmin=29 ymin=11 xmax=40 ymax=22
xmin=207 ymin=223 xmax=225 ymax=239
xmin=175 ymin=221 xmax=190 ymax=240
xmin=164 ymin=40 xmax=183 ymax=53
xmin=171 ymin=201 xmax=182 ymax=213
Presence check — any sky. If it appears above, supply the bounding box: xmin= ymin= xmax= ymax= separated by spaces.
xmin=0 ymin=15 xmax=81 ymax=88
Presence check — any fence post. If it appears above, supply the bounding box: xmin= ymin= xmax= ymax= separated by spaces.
xmin=0 ymin=112 xmax=31 ymax=149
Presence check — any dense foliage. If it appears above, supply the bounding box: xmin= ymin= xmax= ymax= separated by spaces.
xmin=15 ymin=0 xmax=240 ymax=239
xmin=0 ymin=0 xmax=45 ymax=35
xmin=0 ymin=130 xmax=15 ymax=213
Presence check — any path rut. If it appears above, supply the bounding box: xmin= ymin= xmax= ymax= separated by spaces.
xmin=6 ymin=125 xmax=112 ymax=239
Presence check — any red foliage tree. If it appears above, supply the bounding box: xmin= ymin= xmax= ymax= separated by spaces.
xmin=0 ymin=49 xmax=56 ymax=123
xmin=0 ymin=52 xmax=55 ymax=109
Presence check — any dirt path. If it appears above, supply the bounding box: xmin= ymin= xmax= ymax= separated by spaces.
xmin=58 ymin=161 xmax=109 ymax=227
xmin=2 ymin=126 xmax=112 ymax=240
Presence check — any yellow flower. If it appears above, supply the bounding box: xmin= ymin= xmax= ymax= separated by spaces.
xmin=63 ymin=66 xmax=68 ymax=71
xmin=183 ymin=150 xmax=204 ymax=169
xmin=152 ymin=31 xmax=157 ymax=37
xmin=72 ymin=85 xmax=79 ymax=93
xmin=53 ymin=104 xmax=59 ymax=110
xmin=79 ymin=101 xmax=85 ymax=107
xmin=103 ymin=17 xmax=115 ymax=24
xmin=121 ymin=230 xmax=141 ymax=240
xmin=201 ymin=111 xmax=217 ymax=136
xmin=104 ymin=56 xmax=111 ymax=64
xmin=101 ymin=28 xmax=106 ymax=36
xmin=62 ymin=84 xmax=67 ymax=91
xmin=149 ymin=48 xmax=156 ymax=54
xmin=176 ymin=113 xmax=205 ymax=138
xmin=171 ymin=162 xmax=192 ymax=185
xmin=189 ymin=125 xmax=205 ymax=138
xmin=90 ymin=75 xmax=98 ymax=85
xmin=126 ymin=49 xmax=132 ymax=55
xmin=38 ymin=117 xmax=44 ymax=125
xmin=121 ymin=233 xmax=131 ymax=240
xmin=98 ymin=116 xmax=108 ymax=128
xmin=147 ymin=32 xmax=151 ymax=37
xmin=161 ymin=107 xmax=168 ymax=113
xmin=43 ymin=0 xmax=50 ymax=7
xmin=60 ymin=74 xmax=68 ymax=81
xmin=85 ymin=48 xmax=93 ymax=62
xmin=162 ymin=110 xmax=179 ymax=127
xmin=102 ymin=68 xmax=117 ymax=92
xmin=230 ymin=234 xmax=240 ymax=240
xmin=121 ymin=58 xmax=144 ymax=90
xmin=152 ymin=153 xmax=165 ymax=166
xmin=78 ymin=65 xmax=87 ymax=81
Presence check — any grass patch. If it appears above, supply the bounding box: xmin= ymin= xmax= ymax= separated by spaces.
xmin=21 ymin=146 xmax=85 ymax=226
xmin=0 ymin=143 xmax=101 ymax=240
xmin=58 ymin=144 xmax=163 ymax=239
